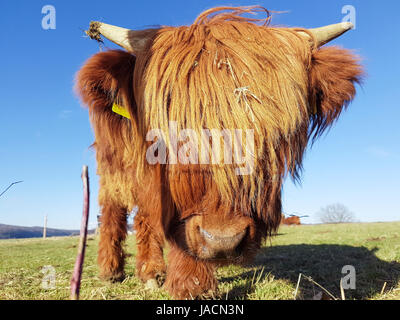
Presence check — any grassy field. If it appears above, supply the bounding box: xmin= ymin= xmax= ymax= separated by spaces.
xmin=0 ymin=222 xmax=399 ymax=300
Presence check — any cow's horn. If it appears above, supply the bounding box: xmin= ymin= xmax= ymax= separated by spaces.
xmin=85 ymin=21 xmax=159 ymax=54
xmin=300 ymin=22 xmax=354 ymax=47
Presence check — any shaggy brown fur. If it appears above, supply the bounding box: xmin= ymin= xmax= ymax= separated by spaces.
xmin=76 ymin=6 xmax=363 ymax=299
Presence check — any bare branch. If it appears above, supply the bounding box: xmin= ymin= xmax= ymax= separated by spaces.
xmin=0 ymin=181 xmax=23 ymax=199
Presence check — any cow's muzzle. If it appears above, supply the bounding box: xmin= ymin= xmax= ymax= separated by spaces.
xmin=198 ymin=226 xmax=248 ymax=259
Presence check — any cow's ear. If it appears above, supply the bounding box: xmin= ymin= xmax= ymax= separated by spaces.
xmin=308 ymin=46 xmax=363 ymax=139
xmin=75 ymin=50 xmax=136 ymax=119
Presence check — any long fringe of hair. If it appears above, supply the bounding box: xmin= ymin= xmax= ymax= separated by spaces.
xmin=134 ymin=7 xmax=311 ymax=215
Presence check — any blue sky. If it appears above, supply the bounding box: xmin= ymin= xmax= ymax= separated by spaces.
xmin=0 ymin=0 xmax=399 ymax=229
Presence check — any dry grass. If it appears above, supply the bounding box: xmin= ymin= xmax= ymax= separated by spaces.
xmin=0 ymin=222 xmax=399 ymax=300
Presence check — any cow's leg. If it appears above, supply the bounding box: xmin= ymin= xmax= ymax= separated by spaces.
xmin=134 ymin=211 xmax=166 ymax=287
xmin=163 ymin=244 xmax=217 ymax=299
xmin=98 ymin=199 xmax=128 ymax=282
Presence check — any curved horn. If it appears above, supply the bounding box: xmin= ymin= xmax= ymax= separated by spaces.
xmin=85 ymin=21 xmax=159 ymax=54
xmin=299 ymin=22 xmax=354 ymax=47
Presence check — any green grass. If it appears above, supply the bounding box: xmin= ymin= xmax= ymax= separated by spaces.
xmin=1 ymin=222 xmax=399 ymax=300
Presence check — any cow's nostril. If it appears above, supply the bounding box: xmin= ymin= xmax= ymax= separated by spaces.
xmin=199 ymin=228 xmax=214 ymax=241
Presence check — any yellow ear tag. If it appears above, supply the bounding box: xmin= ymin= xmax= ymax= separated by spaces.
xmin=112 ymin=103 xmax=131 ymax=119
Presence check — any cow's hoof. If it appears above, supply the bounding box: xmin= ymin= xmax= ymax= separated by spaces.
xmin=145 ymin=279 xmax=159 ymax=290
xmin=101 ymin=271 xmax=125 ymax=283
xmin=144 ymin=271 xmax=166 ymax=290
xmin=155 ymin=271 xmax=166 ymax=287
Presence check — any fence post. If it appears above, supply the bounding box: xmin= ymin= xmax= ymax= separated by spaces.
xmin=43 ymin=214 xmax=47 ymax=239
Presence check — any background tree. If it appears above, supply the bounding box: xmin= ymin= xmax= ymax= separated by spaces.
xmin=317 ymin=203 xmax=356 ymax=224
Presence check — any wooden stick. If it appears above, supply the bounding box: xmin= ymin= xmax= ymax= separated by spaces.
xmin=340 ymin=278 xmax=346 ymax=300
xmin=294 ymin=273 xmax=337 ymax=300
xmin=293 ymin=273 xmax=302 ymax=300
xmin=301 ymin=274 xmax=337 ymax=300
xmin=70 ymin=166 xmax=90 ymax=300
xmin=380 ymin=282 xmax=387 ymax=295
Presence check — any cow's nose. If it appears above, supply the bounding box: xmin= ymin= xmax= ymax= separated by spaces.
xmin=199 ymin=226 xmax=247 ymax=258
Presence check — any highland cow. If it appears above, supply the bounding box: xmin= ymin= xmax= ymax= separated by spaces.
xmin=76 ymin=6 xmax=363 ymax=299
xmin=281 ymin=215 xmax=301 ymax=225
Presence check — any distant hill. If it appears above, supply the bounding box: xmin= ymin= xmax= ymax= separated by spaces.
xmin=0 ymin=223 xmax=95 ymax=239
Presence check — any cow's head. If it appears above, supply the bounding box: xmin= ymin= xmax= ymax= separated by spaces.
xmin=80 ymin=6 xmax=363 ymax=264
